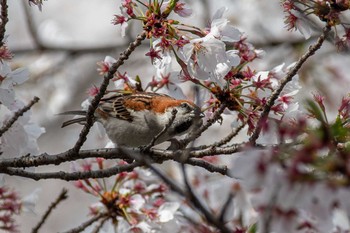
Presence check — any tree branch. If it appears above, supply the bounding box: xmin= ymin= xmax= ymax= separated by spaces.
xmin=0 ymin=0 xmax=8 ymax=46
xmin=0 ymin=144 xmax=242 ymax=169
xmin=1 ymin=162 xmax=141 ymax=181
xmin=62 ymin=213 xmax=108 ymax=233
xmin=0 ymin=148 xmax=134 ymax=168
xmin=185 ymin=158 xmax=229 ymax=176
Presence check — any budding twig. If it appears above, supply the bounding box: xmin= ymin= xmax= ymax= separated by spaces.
xmin=0 ymin=96 xmax=40 ymax=138
xmin=249 ymin=25 xmax=331 ymax=145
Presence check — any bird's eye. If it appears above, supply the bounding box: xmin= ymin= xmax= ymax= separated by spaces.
xmin=180 ymin=102 xmax=192 ymax=110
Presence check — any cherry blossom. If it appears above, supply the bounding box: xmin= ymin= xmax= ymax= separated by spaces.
xmin=112 ymin=6 xmax=130 ymax=37
xmin=182 ymin=35 xmax=240 ymax=85
xmin=0 ymin=63 xmax=29 ymax=110
xmin=97 ymin=56 xmax=117 ymax=76
xmin=161 ymin=1 xmax=193 ymax=18
xmin=0 ymin=103 xmax=45 ymax=159
xmin=207 ymin=7 xmax=242 ymax=42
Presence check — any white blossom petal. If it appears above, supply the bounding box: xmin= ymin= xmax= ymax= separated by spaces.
xmin=158 ymin=202 xmax=180 ymax=222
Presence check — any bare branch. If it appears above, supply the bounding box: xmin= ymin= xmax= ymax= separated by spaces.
xmin=0 ymin=0 xmax=8 ymax=46
xmin=213 ymin=123 xmax=246 ymax=147
xmin=62 ymin=213 xmax=108 ymax=233
xmin=249 ymin=25 xmax=331 ymax=144
xmin=0 ymin=96 xmax=40 ymax=137
xmin=1 ymin=162 xmax=141 ymax=181
xmin=0 ymin=148 xmax=134 ymax=168
xmin=180 ymin=163 xmax=232 ymax=233
xmin=185 ymin=158 xmax=229 ymax=176
xmin=195 ymin=122 xmax=246 ymax=150
xmin=218 ymin=192 xmax=234 ymax=222
xmin=32 ymin=189 xmax=68 ymax=233
xmin=91 ymin=216 xmax=109 ymax=233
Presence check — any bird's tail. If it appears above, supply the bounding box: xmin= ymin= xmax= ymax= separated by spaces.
xmin=58 ymin=111 xmax=87 ymax=128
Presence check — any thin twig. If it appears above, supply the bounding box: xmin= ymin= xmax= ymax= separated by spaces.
xmin=213 ymin=123 xmax=246 ymax=147
xmin=91 ymin=216 xmax=109 ymax=233
xmin=143 ymin=109 xmax=178 ymax=151
xmin=185 ymin=158 xmax=229 ymax=176
xmin=195 ymin=122 xmax=246 ymax=150
xmin=218 ymin=192 xmax=234 ymax=222
xmin=249 ymin=25 xmax=331 ymax=145
xmin=32 ymin=188 xmax=68 ymax=233
xmin=61 ymin=213 xmax=107 ymax=233
xmin=0 ymin=96 xmax=40 ymax=137
xmin=70 ymin=31 xmax=146 ymax=155
xmin=0 ymin=0 xmax=8 ymax=46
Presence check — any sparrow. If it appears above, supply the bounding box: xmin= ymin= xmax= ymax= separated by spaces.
xmin=60 ymin=92 xmax=203 ymax=147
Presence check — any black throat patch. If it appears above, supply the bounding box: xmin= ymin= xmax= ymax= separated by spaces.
xmin=174 ymin=119 xmax=193 ymax=134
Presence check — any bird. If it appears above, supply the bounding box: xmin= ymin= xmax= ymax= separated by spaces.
xmin=60 ymin=91 xmax=203 ymax=147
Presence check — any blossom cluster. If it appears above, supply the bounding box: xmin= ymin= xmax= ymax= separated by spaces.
xmin=106 ymin=1 xmax=301 ymax=134
xmin=0 ymin=186 xmax=21 ymax=232
xmin=231 ymin=94 xmax=350 ymax=232
xmin=282 ymin=0 xmax=350 ymax=48
xmin=0 ymin=52 xmax=45 ymax=160
xmin=0 ymin=39 xmax=44 ymax=233
xmin=73 ymin=158 xmax=183 ymax=232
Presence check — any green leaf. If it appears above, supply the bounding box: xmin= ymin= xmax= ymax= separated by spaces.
xmin=305 ymin=99 xmax=326 ymax=123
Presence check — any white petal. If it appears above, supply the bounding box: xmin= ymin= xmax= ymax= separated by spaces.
xmin=158 ymin=202 xmax=180 ymax=222
xmin=0 ymin=62 xmax=11 ymax=77
xmin=11 ymin=67 xmax=29 ymax=86
xmin=81 ymin=98 xmax=91 ymax=110
xmin=212 ymin=7 xmax=228 ymax=21
xmin=130 ymin=194 xmax=145 ymax=211
xmin=221 ymin=25 xmax=241 ymax=42
xmin=104 ymin=56 xmax=117 ymax=65
xmin=120 ymin=22 xmax=128 ymax=38
xmin=0 ymin=88 xmax=15 ymax=108
xmin=22 ymin=188 xmax=42 ymax=213
xmin=226 ymin=50 xmax=240 ymax=67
